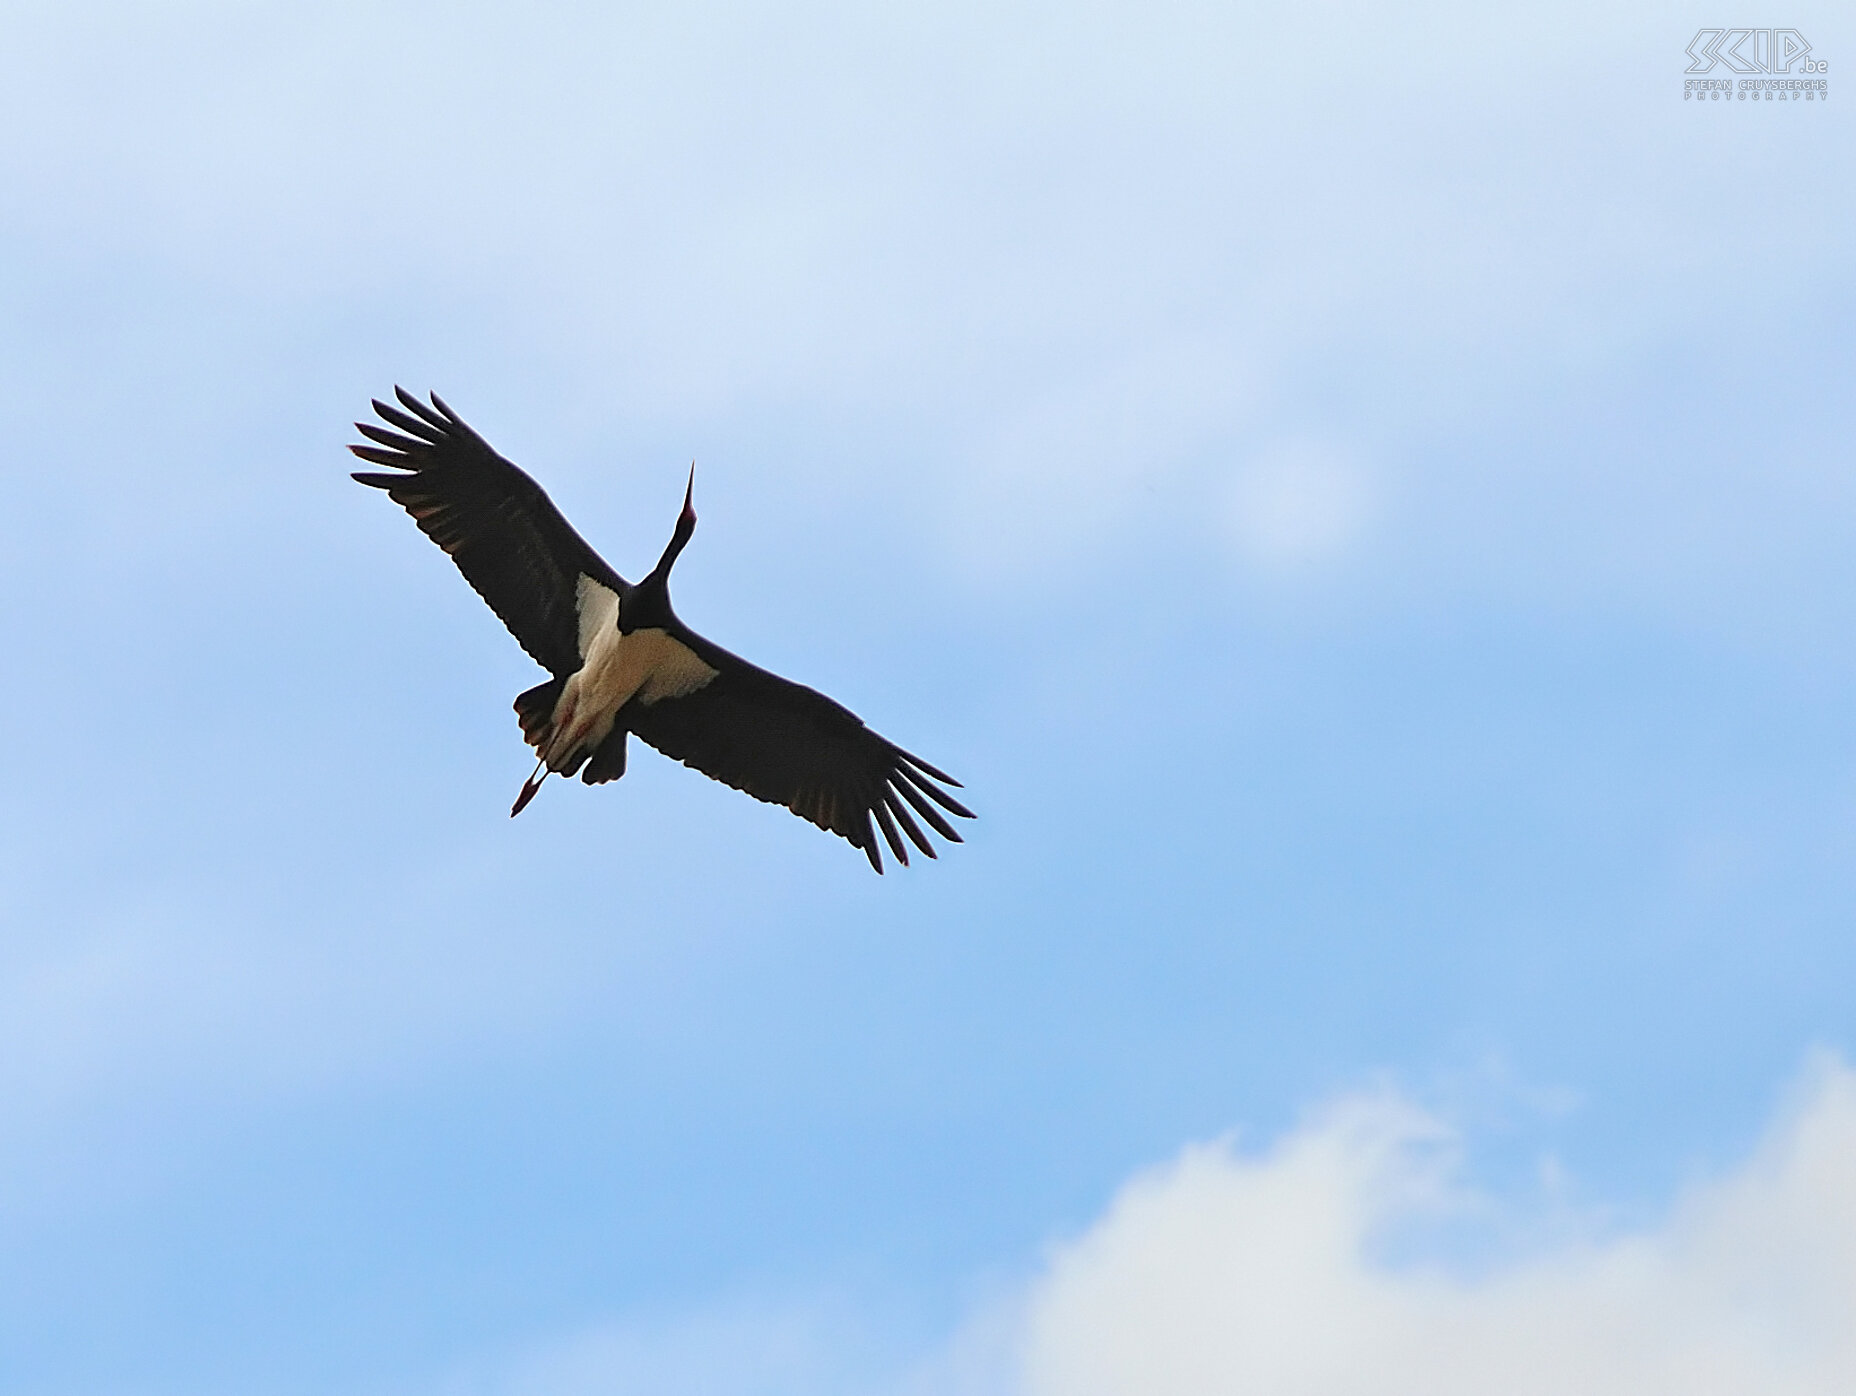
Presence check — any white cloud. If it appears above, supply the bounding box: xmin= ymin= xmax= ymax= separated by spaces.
xmin=457 ymin=1059 xmax=1856 ymax=1396
xmin=1016 ymin=1056 xmax=1856 ymax=1396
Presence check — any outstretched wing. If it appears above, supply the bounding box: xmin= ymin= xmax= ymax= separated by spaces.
xmin=626 ymin=653 xmax=974 ymax=873
xmin=349 ymin=387 xmax=626 ymax=678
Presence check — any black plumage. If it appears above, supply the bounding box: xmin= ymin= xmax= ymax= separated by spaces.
xmin=351 ymin=388 xmax=972 ymax=872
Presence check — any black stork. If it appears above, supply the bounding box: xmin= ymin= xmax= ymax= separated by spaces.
xmin=350 ymin=388 xmax=972 ymax=872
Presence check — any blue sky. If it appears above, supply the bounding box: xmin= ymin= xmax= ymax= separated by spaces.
xmin=2 ymin=2 xmax=1854 ymax=1392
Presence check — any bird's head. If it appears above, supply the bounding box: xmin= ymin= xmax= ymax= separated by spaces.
xmin=648 ymin=463 xmax=698 ymax=582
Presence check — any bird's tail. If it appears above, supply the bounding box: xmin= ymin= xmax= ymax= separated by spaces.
xmin=509 ymin=678 xmax=566 ymax=816
xmin=513 ymin=677 xmax=564 ymax=752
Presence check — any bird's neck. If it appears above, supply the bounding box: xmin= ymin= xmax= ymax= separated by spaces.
xmin=624 ymin=573 xmax=677 ymax=631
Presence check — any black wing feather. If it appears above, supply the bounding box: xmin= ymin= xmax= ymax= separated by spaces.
xmin=888 ymin=773 xmax=961 ymax=842
xmin=349 ymin=387 xmax=625 ymax=677
xmin=625 ymin=661 xmax=971 ymax=873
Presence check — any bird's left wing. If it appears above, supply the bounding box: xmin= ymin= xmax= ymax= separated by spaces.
xmin=349 ymin=388 xmax=627 ymax=678
xmin=626 ymin=653 xmax=973 ymax=873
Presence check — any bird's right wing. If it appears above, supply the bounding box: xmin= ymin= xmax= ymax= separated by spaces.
xmin=626 ymin=656 xmax=974 ymax=873
xmin=350 ymin=388 xmax=626 ymax=678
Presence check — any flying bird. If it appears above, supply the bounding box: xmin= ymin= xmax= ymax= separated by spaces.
xmin=350 ymin=388 xmax=972 ymax=872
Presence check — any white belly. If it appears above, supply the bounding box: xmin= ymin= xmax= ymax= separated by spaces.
xmin=543 ymin=576 xmax=719 ymax=769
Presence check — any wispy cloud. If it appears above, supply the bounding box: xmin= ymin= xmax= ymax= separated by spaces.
xmin=1227 ymin=436 xmax=1374 ymax=574
xmin=495 ymin=1299 xmax=874 ymax=1396
xmin=6 ymin=1 xmax=1848 ymax=601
